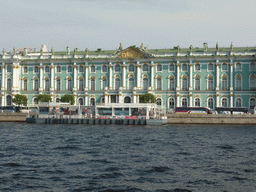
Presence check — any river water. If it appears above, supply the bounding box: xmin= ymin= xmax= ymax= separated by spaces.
xmin=0 ymin=123 xmax=255 ymax=192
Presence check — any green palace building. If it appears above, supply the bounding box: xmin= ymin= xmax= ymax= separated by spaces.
xmin=0 ymin=42 xmax=256 ymax=112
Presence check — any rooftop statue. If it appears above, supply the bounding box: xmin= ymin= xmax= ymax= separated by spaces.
xmin=140 ymin=43 xmax=148 ymax=53
xmin=13 ymin=47 xmax=16 ymax=54
xmin=216 ymin=42 xmax=219 ymax=51
xmin=230 ymin=42 xmax=233 ymax=51
xmin=2 ymin=48 xmax=6 ymax=55
xmin=189 ymin=45 xmax=193 ymax=51
xmin=119 ymin=43 xmax=123 ymax=51
xmin=85 ymin=48 xmax=89 ymax=55
xmin=51 ymin=47 xmax=54 ymax=55
xmin=177 ymin=45 xmax=180 ymax=52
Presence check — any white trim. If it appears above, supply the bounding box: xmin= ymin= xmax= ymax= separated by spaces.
xmin=181 ymin=63 xmax=188 ymax=72
xmin=207 ymin=63 xmax=214 ymax=72
xmin=168 ymin=63 xmax=175 ymax=72
xmin=194 ymin=63 xmax=201 ymax=72
xmin=194 ymin=97 xmax=201 ymax=107
xmin=235 ymin=97 xmax=242 ymax=107
xmin=235 ymin=62 xmax=242 ymax=71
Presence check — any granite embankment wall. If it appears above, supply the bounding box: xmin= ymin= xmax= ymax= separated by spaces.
xmin=0 ymin=113 xmax=27 ymax=122
xmin=167 ymin=114 xmax=256 ymax=124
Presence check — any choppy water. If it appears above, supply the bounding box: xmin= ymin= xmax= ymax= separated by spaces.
xmin=0 ymin=123 xmax=256 ymax=192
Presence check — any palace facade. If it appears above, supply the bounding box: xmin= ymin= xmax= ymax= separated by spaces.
xmin=0 ymin=43 xmax=256 ymax=112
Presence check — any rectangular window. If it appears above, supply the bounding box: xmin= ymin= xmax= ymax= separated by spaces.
xmin=208 ymin=63 xmax=214 ymax=71
xmin=24 ymin=66 xmax=28 ymax=74
xmin=68 ymin=66 xmax=72 ymax=73
xmin=57 ymin=66 xmax=61 ymax=73
xmin=169 ymin=64 xmax=174 ymax=72
xmin=91 ymin=65 xmax=95 ymax=73
xmin=102 ymin=65 xmax=107 ymax=73
xmin=45 ymin=66 xmax=50 ymax=73
xmin=79 ymin=65 xmax=84 ymax=73
xmin=222 ymin=63 xmax=228 ymax=71
xmin=34 ymin=66 xmax=39 ymax=73
xmin=157 ymin=64 xmax=162 ymax=72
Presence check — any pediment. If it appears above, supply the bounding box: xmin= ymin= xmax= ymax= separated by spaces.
xmin=118 ymin=47 xmax=146 ymax=59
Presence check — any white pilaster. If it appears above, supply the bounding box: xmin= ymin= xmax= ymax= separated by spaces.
xmin=1 ymin=65 xmax=5 ymax=91
xmin=85 ymin=65 xmax=88 ymax=90
xmin=109 ymin=63 xmax=112 ymax=90
xmin=176 ymin=94 xmax=180 ymax=107
xmin=73 ymin=63 xmax=77 ymax=91
xmin=216 ymin=94 xmax=220 ymax=107
xmin=230 ymin=93 xmax=233 ymax=107
xmin=50 ymin=64 xmax=54 ymax=91
xmin=189 ymin=62 xmax=193 ymax=90
xmin=85 ymin=94 xmax=88 ymax=106
xmin=150 ymin=62 xmax=154 ymax=90
xmin=136 ymin=62 xmax=141 ymax=89
xmin=216 ymin=61 xmax=219 ymax=91
xmin=122 ymin=62 xmax=126 ymax=89
xmin=39 ymin=63 xmax=43 ymax=91
xmin=189 ymin=93 xmax=193 ymax=107
xmin=230 ymin=61 xmax=233 ymax=91
xmin=12 ymin=65 xmax=16 ymax=91
xmin=176 ymin=61 xmax=180 ymax=90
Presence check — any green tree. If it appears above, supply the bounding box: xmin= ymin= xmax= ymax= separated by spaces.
xmin=61 ymin=94 xmax=75 ymax=105
xmin=37 ymin=94 xmax=52 ymax=102
xmin=139 ymin=93 xmax=156 ymax=103
xmin=12 ymin=94 xmax=28 ymax=106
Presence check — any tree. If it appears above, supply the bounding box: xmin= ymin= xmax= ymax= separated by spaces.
xmin=139 ymin=93 xmax=156 ymax=103
xmin=37 ymin=94 xmax=52 ymax=102
xmin=12 ymin=94 xmax=28 ymax=106
xmin=61 ymin=94 xmax=75 ymax=105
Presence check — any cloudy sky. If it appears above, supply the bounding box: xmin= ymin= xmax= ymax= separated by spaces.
xmin=1 ymin=0 xmax=255 ymax=52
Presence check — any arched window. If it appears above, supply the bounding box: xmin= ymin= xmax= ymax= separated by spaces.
xmin=34 ymin=79 xmax=39 ymax=91
xmin=57 ymin=66 xmax=61 ymax=73
xmin=79 ymin=65 xmax=84 ymax=73
xmin=34 ymin=98 xmax=38 ymax=105
xmin=157 ymin=64 xmax=162 ymax=72
xmin=56 ymin=98 xmax=60 ymax=103
xmin=222 ymin=76 xmax=228 ymax=90
xmin=156 ymin=78 xmax=161 ymax=90
xmin=90 ymin=98 xmax=95 ymax=106
xmin=7 ymin=65 xmax=12 ymax=73
xmin=208 ymin=98 xmax=213 ymax=109
xmin=195 ymin=76 xmax=200 ymax=90
xmin=45 ymin=79 xmax=50 ymax=91
xmin=143 ymin=78 xmax=148 ymax=90
xmin=182 ymin=64 xmax=187 ymax=71
xmin=79 ymin=79 xmax=84 ymax=91
xmin=129 ymin=64 xmax=134 ymax=72
xmin=250 ymin=62 xmax=256 ymax=71
xmin=195 ymin=98 xmax=200 ymax=107
xmin=222 ymin=98 xmax=228 ymax=107
xmin=157 ymin=98 xmax=161 ymax=106
xmin=68 ymin=66 xmax=72 ymax=73
xmin=236 ymin=63 xmax=242 ymax=71
xmin=23 ymin=79 xmax=27 ymax=91
xmin=208 ymin=63 xmax=213 ymax=71
xmin=102 ymin=78 xmax=107 ymax=90
xmin=236 ymin=98 xmax=242 ymax=107
xmin=235 ymin=75 xmax=242 ymax=90
xmin=115 ymin=64 xmax=121 ymax=72
xmin=222 ymin=63 xmax=227 ymax=71
xmin=67 ymin=79 xmax=72 ymax=91
xmin=182 ymin=98 xmax=187 ymax=107
xmin=169 ymin=78 xmax=175 ymax=91
xmin=56 ymin=79 xmax=61 ymax=91
xmin=208 ymin=76 xmax=214 ymax=90
xmin=78 ymin=98 xmax=83 ymax=105
xmin=143 ymin=64 xmax=149 ymax=72
xmin=250 ymin=98 xmax=256 ymax=109
xmin=124 ymin=96 xmax=131 ymax=103
xmin=249 ymin=75 xmax=256 ymax=90
xmin=115 ymin=78 xmax=121 ymax=90
xmin=91 ymin=78 xmax=95 ymax=91
xmin=7 ymin=79 xmax=12 ymax=91
xmin=45 ymin=66 xmax=50 ymax=73
xmin=102 ymin=65 xmax=107 ymax=73
xmin=182 ymin=77 xmax=187 ymax=90
xmin=129 ymin=78 xmax=134 ymax=90
xmin=195 ymin=64 xmax=200 ymax=71
xmin=169 ymin=98 xmax=175 ymax=108
xmin=6 ymin=95 xmax=12 ymax=106
xmin=169 ymin=63 xmax=174 ymax=71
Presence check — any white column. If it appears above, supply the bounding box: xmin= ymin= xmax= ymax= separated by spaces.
xmin=176 ymin=94 xmax=180 ymax=107
xmin=133 ymin=93 xmax=136 ymax=103
xmin=109 ymin=64 xmax=112 ymax=89
xmin=189 ymin=94 xmax=193 ymax=107
xmin=50 ymin=64 xmax=54 ymax=91
xmin=136 ymin=95 xmax=139 ymax=103
xmin=189 ymin=62 xmax=193 ymax=90
xmin=122 ymin=62 xmax=126 ymax=89
xmin=216 ymin=94 xmax=220 ymax=107
xmin=230 ymin=94 xmax=233 ymax=107
xmin=104 ymin=94 xmax=108 ymax=104
xmin=136 ymin=62 xmax=141 ymax=89
xmin=151 ymin=62 xmax=154 ymax=89
xmin=12 ymin=65 xmax=16 ymax=91
xmin=73 ymin=64 xmax=77 ymax=91
xmin=1 ymin=94 xmax=4 ymax=106
xmin=1 ymin=65 xmax=5 ymax=91
xmin=230 ymin=62 xmax=233 ymax=91
xmin=85 ymin=94 xmax=88 ymax=106
xmin=216 ymin=61 xmax=219 ymax=90
xmin=39 ymin=64 xmax=43 ymax=91
xmin=176 ymin=62 xmax=180 ymax=90
xmin=85 ymin=65 xmax=88 ymax=90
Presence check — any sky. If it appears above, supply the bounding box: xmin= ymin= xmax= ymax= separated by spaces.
xmin=1 ymin=0 xmax=256 ymax=52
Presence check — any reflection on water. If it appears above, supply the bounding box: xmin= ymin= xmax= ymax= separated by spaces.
xmin=0 ymin=123 xmax=255 ymax=191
